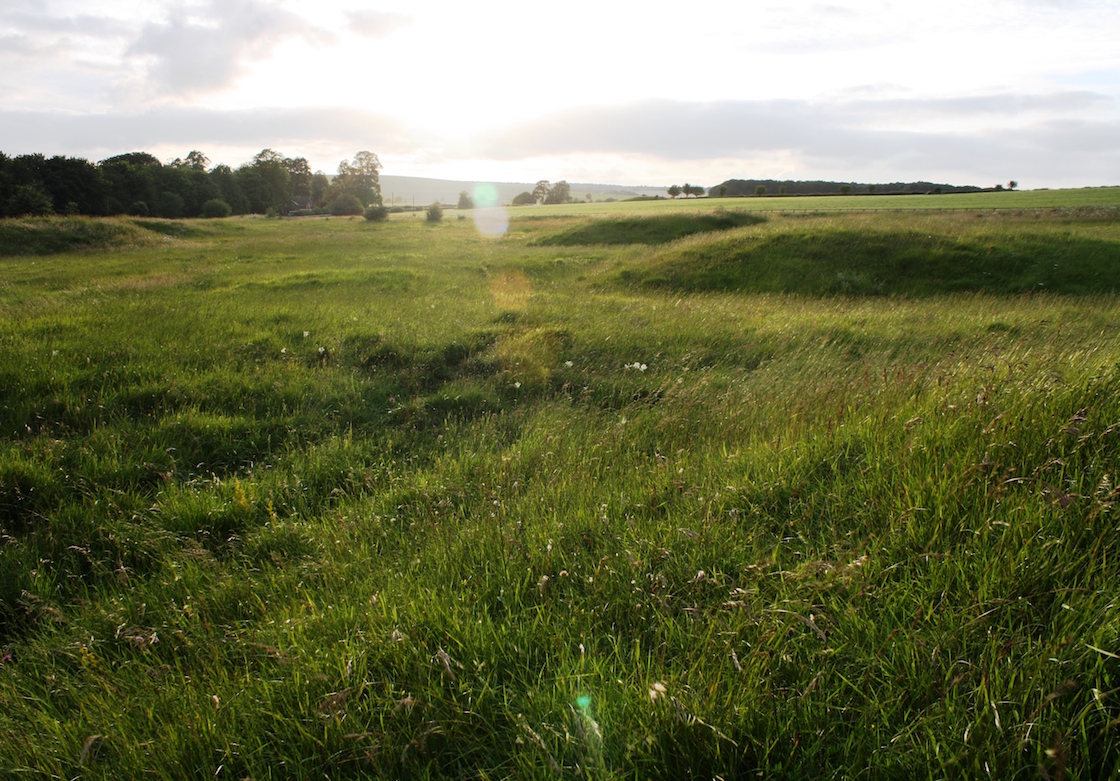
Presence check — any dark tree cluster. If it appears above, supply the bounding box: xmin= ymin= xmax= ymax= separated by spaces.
xmin=0 ymin=148 xmax=382 ymax=219
xmin=713 ymin=178 xmax=982 ymax=197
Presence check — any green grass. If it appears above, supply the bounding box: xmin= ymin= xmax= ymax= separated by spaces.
xmin=622 ymin=210 xmax=1120 ymax=296
xmin=1 ymin=199 xmax=1120 ymax=778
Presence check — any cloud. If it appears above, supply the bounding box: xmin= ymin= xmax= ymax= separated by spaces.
xmin=344 ymin=10 xmax=410 ymax=38
xmin=125 ymin=0 xmax=332 ymax=95
xmin=462 ymin=95 xmax=1120 ymax=185
xmin=0 ymin=106 xmax=417 ymax=160
xmin=0 ymin=10 xmax=133 ymax=39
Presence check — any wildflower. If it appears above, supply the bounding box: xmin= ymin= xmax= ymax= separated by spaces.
xmin=280 ymin=347 xmax=287 ymax=354
xmin=648 ymin=681 xmax=667 ymax=702
xmin=303 ymin=331 xmax=310 ymax=338
xmin=565 ymin=360 xmax=573 ymax=367
xmin=318 ymin=346 xmax=325 ymax=354
xmin=514 ymin=381 xmax=521 ymax=388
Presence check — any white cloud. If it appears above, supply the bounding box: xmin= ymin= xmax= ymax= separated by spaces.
xmin=125 ymin=0 xmax=333 ymax=95
xmin=344 ymin=10 xmax=409 ymax=38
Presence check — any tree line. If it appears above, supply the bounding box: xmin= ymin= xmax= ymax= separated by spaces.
xmin=0 ymin=149 xmax=383 ymax=219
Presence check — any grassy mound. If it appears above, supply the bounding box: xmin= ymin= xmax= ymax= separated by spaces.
xmin=0 ymin=217 xmax=152 ymax=257
xmin=628 ymin=227 xmax=1120 ymax=296
xmin=534 ymin=211 xmax=766 ymax=246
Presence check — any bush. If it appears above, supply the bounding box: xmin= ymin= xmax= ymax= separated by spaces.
xmin=128 ymin=201 xmax=149 ymax=217
xmin=364 ymin=204 xmax=389 ymax=222
xmin=457 ymin=191 xmax=474 ymax=210
xmin=201 ymin=199 xmax=232 ymax=219
xmin=511 ymin=191 xmax=536 ymax=206
xmin=426 ymin=202 xmax=443 ymax=222
xmin=330 ymin=195 xmax=363 ymax=216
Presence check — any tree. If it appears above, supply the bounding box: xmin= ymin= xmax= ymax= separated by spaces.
xmin=6 ymin=184 xmax=54 ymax=216
xmin=331 ymin=151 xmax=382 ymax=207
xmin=330 ymin=195 xmax=363 ymax=216
xmin=457 ymin=191 xmax=475 ymax=210
xmin=426 ymin=201 xmax=444 ymax=222
xmin=839 ymin=185 xmax=852 ymax=195
xmin=719 ymin=185 xmax=728 ymax=197
xmin=311 ymin=172 xmax=330 ymax=207
xmin=511 ymin=191 xmax=536 ymax=206
xmin=778 ymin=185 xmax=786 ymax=195
xmin=755 ymin=185 xmax=766 ymax=196
xmin=867 ymin=184 xmax=876 ymax=194
xmin=533 ymin=180 xmax=551 ymax=204
xmin=201 ymin=198 xmax=232 ymax=218
xmin=544 ymin=180 xmax=571 ymax=204
xmin=667 ymin=184 xmax=682 ymax=199
xmin=1008 ymin=180 xmax=1018 ymax=190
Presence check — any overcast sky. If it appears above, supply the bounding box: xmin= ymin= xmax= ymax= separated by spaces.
xmin=2 ymin=0 xmax=1119 ymax=188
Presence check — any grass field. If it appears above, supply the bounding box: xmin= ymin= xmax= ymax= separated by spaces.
xmin=2 ymin=198 xmax=1120 ymax=778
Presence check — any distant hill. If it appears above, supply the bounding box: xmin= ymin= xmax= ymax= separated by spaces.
xmin=711 ymin=179 xmax=982 ymax=197
xmin=379 ymin=175 xmax=668 ymax=207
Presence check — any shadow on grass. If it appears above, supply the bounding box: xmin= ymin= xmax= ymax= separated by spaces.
xmin=625 ymin=229 xmax=1120 ymax=296
xmin=534 ymin=212 xmax=767 ymax=246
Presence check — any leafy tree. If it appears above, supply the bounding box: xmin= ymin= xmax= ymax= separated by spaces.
xmin=1008 ymin=180 xmax=1018 ymax=190
xmin=755 ymin=185 xmax=766 ymax=196
xmin=839 ymin=185 xmax=852 ymax=195
xmin=311 ymin=172 xmax=330 ymax=207
xmin=778 ymin=185 xmax=786 ymax=195
xmin=6 ymin=184 xmax=54 ymax=216
xmin=154 ymin=190 xmax=185 ymax=218
xmin=511 ymin=191 xmax=536 ymax=206
xmin=533 ymin=180 xmax=551 ymax=204
xmin=544 ymin=181 xmax=571 ymax=204
xmin=867 ymin=184 xmax=876 ymax=194
xmin=719 ymin=185 xmax=728 ymax=197
xmin=283 ymin=156 xmax=312 ymax=198
xmin=426 ymin=201 xmax=444 ymax=222
xmin=329 ymin=195 xmax=363 ymax=216
xmin=201 ymin=198 xmax=232 ymax=218
xmin=667 ymin=184 xmax=682 ymax=199
xmin=330 ymin=151 xmax=382 ymax=207
xmin=683 ymin=184 xmax=706 ymax=197
xmin=209 ymin=164 xmax=251 ymax=214
xmin=457 ymin=191 xmax=475 ymax=210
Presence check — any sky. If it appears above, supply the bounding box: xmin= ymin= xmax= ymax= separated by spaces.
xmin=2 ymin=0 xmax=1120 ymax=188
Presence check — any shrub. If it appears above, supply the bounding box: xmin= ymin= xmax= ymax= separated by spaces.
xmin=511 ymin=191 xmax=536 ymax=206
xmin=426 ymin=202 xmax=443 ymax=222
xmin=330 ymin=195 xmax=363 ymax=216
xmin=201 ymin=199 xmax=232 ymax=219
xmin=364 ymin=204 xmax=389 ymax=222
xmin=457 ymin=191 xmax=474 ymax=210
xmin=128 ymin=201 xmax=150 ymax=217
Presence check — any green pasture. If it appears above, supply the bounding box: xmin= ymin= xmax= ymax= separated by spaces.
xmin=509 ymin=185 xmax=1120 ymax=216
xmin=2 ymin=200 xmax=1120 ymax=778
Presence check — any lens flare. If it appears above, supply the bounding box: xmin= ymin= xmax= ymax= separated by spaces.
xmin=472 ymin=183 xmax=508 ymax=237
xmin=576 ymin=695 xmax=592 ymax=710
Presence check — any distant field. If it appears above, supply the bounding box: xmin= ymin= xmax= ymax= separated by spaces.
xmin=507 ymin=185 xmax=1120 ymax=215
xmin=2 ymin=199 xmax=1120 ymax=778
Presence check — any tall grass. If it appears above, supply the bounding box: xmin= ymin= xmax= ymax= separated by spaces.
xmin=1 ymin=207 xmax=1119 ymax=778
